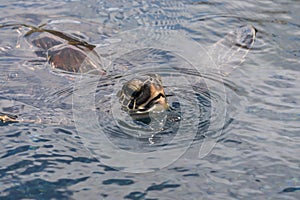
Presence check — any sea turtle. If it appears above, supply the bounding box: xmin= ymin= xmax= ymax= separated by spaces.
xmin=0 ymin=24 xmax=256 ymax=124
xmin=24 ymin=26 xmax=103 ymax=74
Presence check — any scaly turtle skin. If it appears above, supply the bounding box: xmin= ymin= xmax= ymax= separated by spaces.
xmin=117 ymin=74 xmax=168 ymax=115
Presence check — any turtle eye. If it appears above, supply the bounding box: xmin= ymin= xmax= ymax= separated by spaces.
xmin=135 ymin=84 xmax=151 ymax=106
xmin=123 ymin=79 xmax=143 ymax=98
xmin=124 ymin=86 xmax=142 ymax=98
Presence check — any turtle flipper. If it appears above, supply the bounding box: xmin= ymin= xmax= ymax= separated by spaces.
xmin=208 ymin=25 xmax=257 ymax=76
xmin=0 ymin=112 xmax=42 ymax=124
xmin=0 ymin=112 xmax=19 ymax=124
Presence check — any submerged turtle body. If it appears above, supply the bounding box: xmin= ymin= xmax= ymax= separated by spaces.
xmin=0 ymin=24 xmax=256 ymax=124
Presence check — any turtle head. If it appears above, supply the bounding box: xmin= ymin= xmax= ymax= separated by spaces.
xmin=118 ymin=74 xmax=169 ymax=117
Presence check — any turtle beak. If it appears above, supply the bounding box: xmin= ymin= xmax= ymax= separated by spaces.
xmin=138 ymin=82 xmax=169 ymax=113
xmin=150 ymin=93 xmax=169 ymax=112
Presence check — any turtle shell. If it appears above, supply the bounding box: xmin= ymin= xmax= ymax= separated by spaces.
xmin=27 ymin=29 xmax=104 ymax=74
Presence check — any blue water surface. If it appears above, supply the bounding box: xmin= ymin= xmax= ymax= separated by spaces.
xmin=0 ymin=0 xmax=300 ymax=199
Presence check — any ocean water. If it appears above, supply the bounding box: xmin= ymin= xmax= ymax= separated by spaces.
xmin=0 ymin=0 xmax=299 ymax=199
